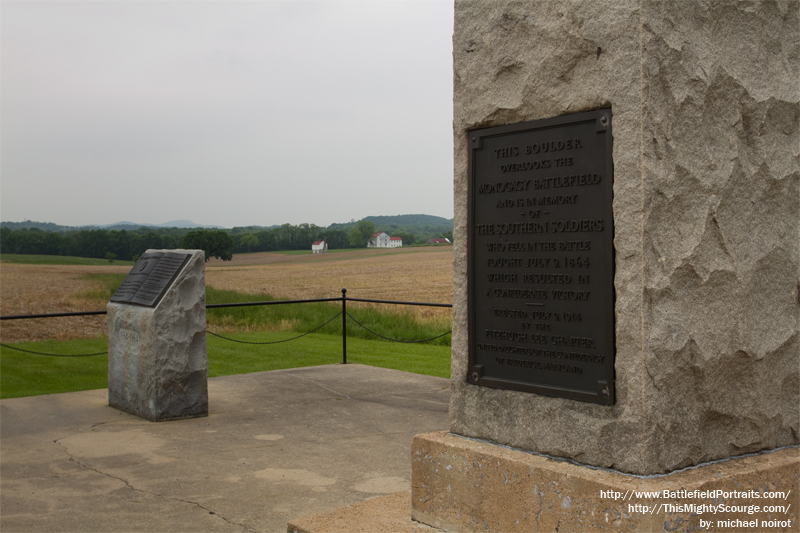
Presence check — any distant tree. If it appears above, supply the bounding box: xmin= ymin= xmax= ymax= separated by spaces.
xmin=256 ymin=230 xmax=277 ymax=252
xmin=1 ymin=226 xmax=189 ymax=260
xmin=0 ymin=227 xmax=11 ymax=253
xmin=239 ymin=234 xmax=259 ymax=252
xmin=350 ymin=220 xmax=376 ymax=248
xmin=295 ymin=223 xmax=320 ymax=250
xmin=105 ymin=252 xmax=117 ymax=263
xmin=321 ymin=229 xmax=348 ymax=249
xmin=182 ymin=230 xmax=235 ymax=261
xmin=348 ymin=227 xmax=364 ymax=248
xmin=394 ymin=232 xmax=416 ymax=246
xmin=273 ymin=223 xmax=296 ymax=250
xmin=140 ymin=230 xmax=163 ymax=251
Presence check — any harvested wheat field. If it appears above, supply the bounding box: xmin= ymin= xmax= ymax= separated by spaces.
xmin=207 ymin=248 xmax=453 ymax=301
xmin=1 ymin=247 xmax=454 ymax=342
xmin=0 ymin=263 xmax=131 ymax=342
xmin=206 ymin=247 xmax=454 ymax=319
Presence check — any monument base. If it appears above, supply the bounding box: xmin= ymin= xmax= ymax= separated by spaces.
xmin=412 ymin=432 xmax=799 ymax=533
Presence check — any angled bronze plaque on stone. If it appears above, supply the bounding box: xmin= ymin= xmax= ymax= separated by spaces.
xmin=467 ymin=109 xmax=614 ymax=404
xmin=110 ymin=251 xmax=192 ymax=308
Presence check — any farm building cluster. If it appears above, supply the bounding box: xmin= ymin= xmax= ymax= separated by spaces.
xmin=312 ymin=233 xmax=451 ymax=252
xmin=310 ymin=232 xmax=402 ymax=253
xmin=367 ymin=232 xmax=402 ymax=248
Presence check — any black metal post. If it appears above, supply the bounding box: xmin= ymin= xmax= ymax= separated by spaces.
xmin=341 ymin=288 xmax=347 ymax=364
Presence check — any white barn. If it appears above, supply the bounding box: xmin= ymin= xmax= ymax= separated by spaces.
xmin=367 ymin=232 xmax=402 ymax=248
xmin=311 ymin=240 xmax=328 ymax=253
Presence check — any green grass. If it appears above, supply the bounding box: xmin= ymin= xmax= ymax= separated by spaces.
xmin=0 ymin=275 xmax=452 ymax=399
xmin=0 ymin=338 xmax=110 ymax=398
xmin=206 ymin=331 xmax=450 ymax=378
xmin=82 ymin=274 xmax=452 ymax=347
xmin=0 ymin=332 xmax=451 ymax=399
xmin=205 ymin=286 xmax=451 ymax=346
xmin=0 ymin=254 xmax=135 ymax=266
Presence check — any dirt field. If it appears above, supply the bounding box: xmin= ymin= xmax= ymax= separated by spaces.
xmin=1 ymin=247 xmax=454 ymax=342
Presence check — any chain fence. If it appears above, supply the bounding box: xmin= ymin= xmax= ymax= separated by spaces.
xmin=0 ymin=289 xmax=452 ymax=360
xmin=205 ymin=311 xmax=342 ymax=345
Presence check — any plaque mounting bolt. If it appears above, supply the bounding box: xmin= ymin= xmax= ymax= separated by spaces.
xmin=602 ymin=386 xmax=609 ymax=398
xmin=600 ymin=116 xmax=608 ymax=126
xmin=471 ymin=372 xmax=479 ymax=382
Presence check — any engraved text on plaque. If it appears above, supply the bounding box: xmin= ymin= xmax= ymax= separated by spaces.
xmin=467 ymin=109 xmax=614 ymax=404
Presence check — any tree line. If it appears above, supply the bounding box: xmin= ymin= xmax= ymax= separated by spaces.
xmin=0 ymin=220 xmax=452 ymax=262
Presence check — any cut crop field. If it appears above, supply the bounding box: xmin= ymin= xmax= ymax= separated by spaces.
xmin=0 ymin=263 xmax=132 ymax=342
xmin=206 ymin=247 xmax=453 ymax=306
xmin=1 ymin=247 xmax=454 ymax=342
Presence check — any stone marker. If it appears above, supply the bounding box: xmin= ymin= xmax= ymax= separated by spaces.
xmin=107 ymin=249 xmax=208 ymax=421
xmin=411 ymin=1 xmax=799 ymax=531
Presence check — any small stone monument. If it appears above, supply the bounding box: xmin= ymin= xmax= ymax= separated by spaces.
xmin=411 ymin=1 xmax=799 ymax=532
xmin=107 ymin=249 xmax=208 ymax=421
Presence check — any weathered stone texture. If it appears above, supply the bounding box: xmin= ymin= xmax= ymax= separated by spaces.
xmin=411 ymin=432 xmax=800 ymax=533
xmin=451 ymin=0 xmax=799 ymax=474
xmin=108 ymin=250 xmax=207 ymax=421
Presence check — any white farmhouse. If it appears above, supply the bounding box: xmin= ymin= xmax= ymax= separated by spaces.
xmin=311 ymin=240 xmax=328 ymax=253
xmin=367 ymin=232 xmax=402 ymax=248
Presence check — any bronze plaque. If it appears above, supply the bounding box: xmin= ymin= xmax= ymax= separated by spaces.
xmin=110 ymin=251 xmax=192 ymax=308
xmin=467 ymin=109 xmax=614 ymax=404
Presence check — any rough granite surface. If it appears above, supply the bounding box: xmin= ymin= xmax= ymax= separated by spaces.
xmin=450 ymin=0 xmax=799 ymax=475
xmin=411 ymin=432 xmax=799 ymax=533
xmin=108 ymin=249 xmax=207 ymax=421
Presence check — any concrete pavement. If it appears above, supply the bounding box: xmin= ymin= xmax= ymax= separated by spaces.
xmin=0 ymin=364 xmax=450 ymax=533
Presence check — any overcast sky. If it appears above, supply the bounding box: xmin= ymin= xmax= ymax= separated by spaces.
xmin=1 ymin=0 xmax=454 ymax=228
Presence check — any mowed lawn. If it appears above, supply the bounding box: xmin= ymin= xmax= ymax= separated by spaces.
xmin=0 ymin=331 xmax=452 ymax=400
xmin=0 ymin=247 xmax=454 ymax=399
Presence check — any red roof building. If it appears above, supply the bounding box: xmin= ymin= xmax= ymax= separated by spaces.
xmin=367 ymin=232 xmax=402 ymax=248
